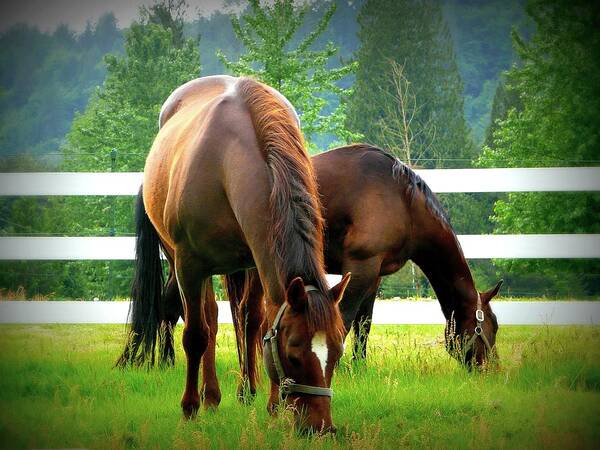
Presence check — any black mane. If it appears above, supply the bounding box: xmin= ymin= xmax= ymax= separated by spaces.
xmin=354 ymin=144 xmax=453 ymax=230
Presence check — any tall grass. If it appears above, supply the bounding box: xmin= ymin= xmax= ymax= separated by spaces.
xmin=0 ymin=324 xmax=599 ymax=449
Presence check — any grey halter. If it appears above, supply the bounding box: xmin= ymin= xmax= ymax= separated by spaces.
xmin=262 ymin=285 xmax=334 ymax=398
xmin=462 ymin=293 xmax=494 ymax=357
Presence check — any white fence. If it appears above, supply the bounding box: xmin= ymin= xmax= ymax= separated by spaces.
xmin=0 ymin=234 xmax=599 ymax=260
xmin=1 ymin=167 xmax=599 ymax=196
xmin=1 ymin=168 xmax=598 ymax=324
xmin=2 ymin=300 xmax=599 ymax=325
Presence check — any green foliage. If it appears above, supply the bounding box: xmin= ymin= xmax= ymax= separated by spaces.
xmin=479 ymin=0 xmax=600 ymax=295
xmin=0 ymin=3 xmax=201 ymax=299
xmin=217 ymin=0 xmax=360 ymax=151
xmin=63 ymin=21 xmax=200 ymax=171
xmin=0 ymin=0 xmax=522 ymax=158
xmin=347 ymin=0 xmax=474 ymax=168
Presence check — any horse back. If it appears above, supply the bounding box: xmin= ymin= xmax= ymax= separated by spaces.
xmin=145 ymin=78 xmax=248 ymax=248
xmin=144 ymin=77 xmax=280 ymax=273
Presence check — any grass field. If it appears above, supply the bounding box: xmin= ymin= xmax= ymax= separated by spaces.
xmin=0 ymin=324 xmax=599 ymax=449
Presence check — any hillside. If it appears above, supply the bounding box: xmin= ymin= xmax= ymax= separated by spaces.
xmin=0 ymin=0 xmax=527 ymax=161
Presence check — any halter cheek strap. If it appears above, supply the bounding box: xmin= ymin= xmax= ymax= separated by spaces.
xmin=462 ymin=293 xmax=494 ymax=357
xmin=262 ymin=290 xmax=334 ymax=398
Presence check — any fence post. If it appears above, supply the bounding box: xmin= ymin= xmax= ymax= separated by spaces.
xmin=107 ymin=149 xmax=117 ymax=300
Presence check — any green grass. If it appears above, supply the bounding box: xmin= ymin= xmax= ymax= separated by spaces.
xmin=1 ymin=324 xmax=599 ymax=449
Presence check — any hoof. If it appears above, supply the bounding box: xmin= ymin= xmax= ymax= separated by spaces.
xmin=181 ymin=394 xmax=200 ymax=419
xmin=237 ymin=381 xmax=256 ymax=405
xmin=202 ymin=387 xmax=221 ymax=410
xmin=267 ymin=400 xmax=279 ymax=416
xmin=158 ymin=353 xmax=175 ymax=368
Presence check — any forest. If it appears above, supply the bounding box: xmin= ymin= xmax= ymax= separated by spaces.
xmin=0 ymin=0 xmax=598 ymax=300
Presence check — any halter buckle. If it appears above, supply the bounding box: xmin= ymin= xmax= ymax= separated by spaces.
xmin=263 ymin=328 xmax=277 ymax=344
xmin=280 ymin=378 xmax=294 ymax=396
xmin=474 ymin=325 xmax=483 ymax=336
xmin=475 ymin=309 xmax=484 ymax=322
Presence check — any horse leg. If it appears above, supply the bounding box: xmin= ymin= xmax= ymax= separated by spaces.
xmin=226 ymin=270 xmax=265 ymax=405
xmin=201 ymin=279 xmax=221 ymax=409
xmin=267 ymin=381 xmax=280 ymax=416
xmin=176 ymin=255 xmax=210 ymax=419
xmin=224 ymin=272 xmax=248 ymax=399
xmin=352 ymin=277 xmax=381 ymax=361
xmin=238 ymin=269 xmax=265 ymax=404
xmin=159 ymin=271 xmax=183 ymax=366
xmin=339 ymin=256 xmax=382 ymax=337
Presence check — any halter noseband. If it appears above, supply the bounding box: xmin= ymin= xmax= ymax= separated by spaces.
xmin=262 ymin=285 xmax=334 ymax=398
xmin=462 ymin=293 xmax=494 ymax=358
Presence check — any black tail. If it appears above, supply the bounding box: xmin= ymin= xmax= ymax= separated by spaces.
xmin=116 ymin=187 xmax=164 ymax=368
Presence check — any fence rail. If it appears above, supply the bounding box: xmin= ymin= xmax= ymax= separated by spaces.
xmin=1 ymin=168 xmax=598 ymax=325
xmin=1 ymin=234 xmax=599 ymax=260
xmin=1 ymin=300 xmax=599 ymax=325
xmin=1 ymin=167 xmax=599 ymax=196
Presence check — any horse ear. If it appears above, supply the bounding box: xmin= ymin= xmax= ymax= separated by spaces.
xmin=329 ymin=272 xmax=351 ymax=304
xmin=286 ymin=277 xmax=308 ymax=311
xmin=481 ymin=280 xmax=503 ymax=304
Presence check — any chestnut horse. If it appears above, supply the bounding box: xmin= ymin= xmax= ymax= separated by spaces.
xmin=156 ymin=144 xmax=503 ymax=402
xmin=116 ymin=75 xmax=349 ymax=433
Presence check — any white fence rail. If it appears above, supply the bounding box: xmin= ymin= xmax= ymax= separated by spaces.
xmin=1 ymin=168 xmax=598 ymax=325
xmin=1 ymin=300 xmax=599 ymax=325
xmin=1 ymin=234 xmax=599 ymax=260
xmin=1 ymin=167 xmax=599 ymax=196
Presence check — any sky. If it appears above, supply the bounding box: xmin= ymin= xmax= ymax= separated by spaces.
xmin=0 ymin=0 xmax=229 ymax=32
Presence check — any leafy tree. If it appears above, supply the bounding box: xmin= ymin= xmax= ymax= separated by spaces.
xmin=0 ymin=2 xmax=201 ymax=299
xmin=479 ymin=0 xmax=600 ymax=296
xmin=217 ymin=0 xmax=360 ymax=151
xmin=59 ymin=2 xmax=200 ymax=299
xmin=347 ymin=0 xmax=474 ymax=169
xmin=142 ymin=0 xmax=187 ymax=48
xmin=63 ymin=10 xmax=200 ymax=172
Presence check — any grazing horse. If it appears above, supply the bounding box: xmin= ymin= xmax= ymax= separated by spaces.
xmin=226 ymin=144 xmax=502 ymax=397
xmin=157 ymin=144 xmax=503 ymax=402
xmin=116 ymin=75 xmax=350 ymax=433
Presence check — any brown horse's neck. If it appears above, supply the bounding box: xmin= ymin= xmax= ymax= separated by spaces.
xmin=237 ymin=77 xmax=329 ymax=302
xmin=412 ymin=225 xmax=477 ymax=321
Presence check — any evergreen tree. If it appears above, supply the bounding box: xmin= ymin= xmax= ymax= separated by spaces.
xmin=483 ymin=78 xmax=521 ymax=150
xmin=347 ymin=0 xmax=473 ymax=169
xmin=480 ymin=0 xmax=600 ymax=296
xmin=444 ymin=0 xmax=529 ymax=143
xmin=218 ymin=0 xmax=360 ymax=151
xmin=0 ymin=15 xmax=122 ymax=156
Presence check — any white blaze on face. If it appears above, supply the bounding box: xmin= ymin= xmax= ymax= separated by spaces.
xmin=311 ymin=331 xmax=329 ymax=379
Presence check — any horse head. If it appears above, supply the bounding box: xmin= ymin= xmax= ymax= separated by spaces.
xmin=263 ymin=273 xmax=351 ymax=433
xmin=445 ymin=280 xmax=503 ymax=370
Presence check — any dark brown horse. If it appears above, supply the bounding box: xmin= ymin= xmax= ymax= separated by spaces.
xmin=229 ymin=144 xmax=502 ymax=398
xmin=116 ymin=75 xmax=349 ymax=433
xmin=157 ymin=144 xmax=503 ymax=402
